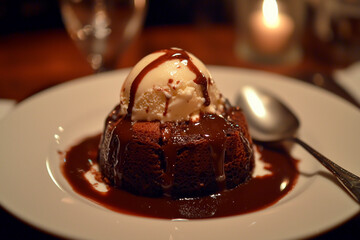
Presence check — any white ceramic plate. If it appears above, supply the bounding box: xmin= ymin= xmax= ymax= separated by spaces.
xmin=0 ymin=67 xmax=359 ymax=240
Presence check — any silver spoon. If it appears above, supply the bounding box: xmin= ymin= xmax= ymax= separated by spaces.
xmin=236 ymin=85 xmax=360 ymax=203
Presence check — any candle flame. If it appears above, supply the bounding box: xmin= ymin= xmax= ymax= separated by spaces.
xmin=262 ymin=0 xmax=279 ymax=28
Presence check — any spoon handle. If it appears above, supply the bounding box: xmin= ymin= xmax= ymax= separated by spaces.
xmin=291 ymin=137 xmax=360 ymax=203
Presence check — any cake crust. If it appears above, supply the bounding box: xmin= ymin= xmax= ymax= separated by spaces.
xmin=99 ymin=106 xmax=254 ymax=198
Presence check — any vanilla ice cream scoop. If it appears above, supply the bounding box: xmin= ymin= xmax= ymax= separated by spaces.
xmin=120 ymin=48 xmax=224 ymax=122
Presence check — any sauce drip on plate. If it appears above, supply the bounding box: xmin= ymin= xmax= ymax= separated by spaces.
xmin=62 ymin=134 xmax=298 ymax=219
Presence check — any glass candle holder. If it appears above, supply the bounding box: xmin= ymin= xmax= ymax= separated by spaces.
xmin=235 ymin=0 xmax=305 ymax=65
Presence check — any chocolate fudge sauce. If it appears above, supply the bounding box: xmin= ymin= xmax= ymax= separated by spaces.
xmin=62 ymin=135 xmax=298 ymax=219
xmin=160 ymin=112 xmax=248 ymax=194
xmin=127 ymin=48 xmax=210 ymax=116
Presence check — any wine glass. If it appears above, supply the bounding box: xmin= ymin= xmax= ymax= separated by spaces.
xmin=59 ymin=0 xmax=147 ymax=72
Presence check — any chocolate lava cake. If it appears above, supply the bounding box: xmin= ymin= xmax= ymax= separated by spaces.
xmin=99 ymin=105 xmax=254 ymax=198
xmin=98 ymin=48 xmax=254 ymax=198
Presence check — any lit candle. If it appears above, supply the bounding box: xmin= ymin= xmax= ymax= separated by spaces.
xmin=250 ymin=0 xmax=294 ymax=54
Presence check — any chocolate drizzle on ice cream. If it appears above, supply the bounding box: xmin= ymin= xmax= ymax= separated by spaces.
xmin=119 ymin=48 xmax=223 ymax=122
xmin=127 ymin=48 xmax=211 ymax=117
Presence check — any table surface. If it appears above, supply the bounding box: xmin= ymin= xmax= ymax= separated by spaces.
xmin=0 ymin=25 xmax=359 ymax=239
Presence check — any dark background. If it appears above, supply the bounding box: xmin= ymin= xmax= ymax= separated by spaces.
xmin=0 ymin=0 xmax=232 ymax=35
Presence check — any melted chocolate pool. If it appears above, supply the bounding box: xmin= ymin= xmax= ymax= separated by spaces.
xmin=62 ymin=134 xmax=299 ymax=219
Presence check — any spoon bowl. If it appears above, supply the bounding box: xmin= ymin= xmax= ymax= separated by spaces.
xmin=236 ymin=86 xmax=300 ymax=142
xmin=236 ymin=85 xmax=360 ymax=203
